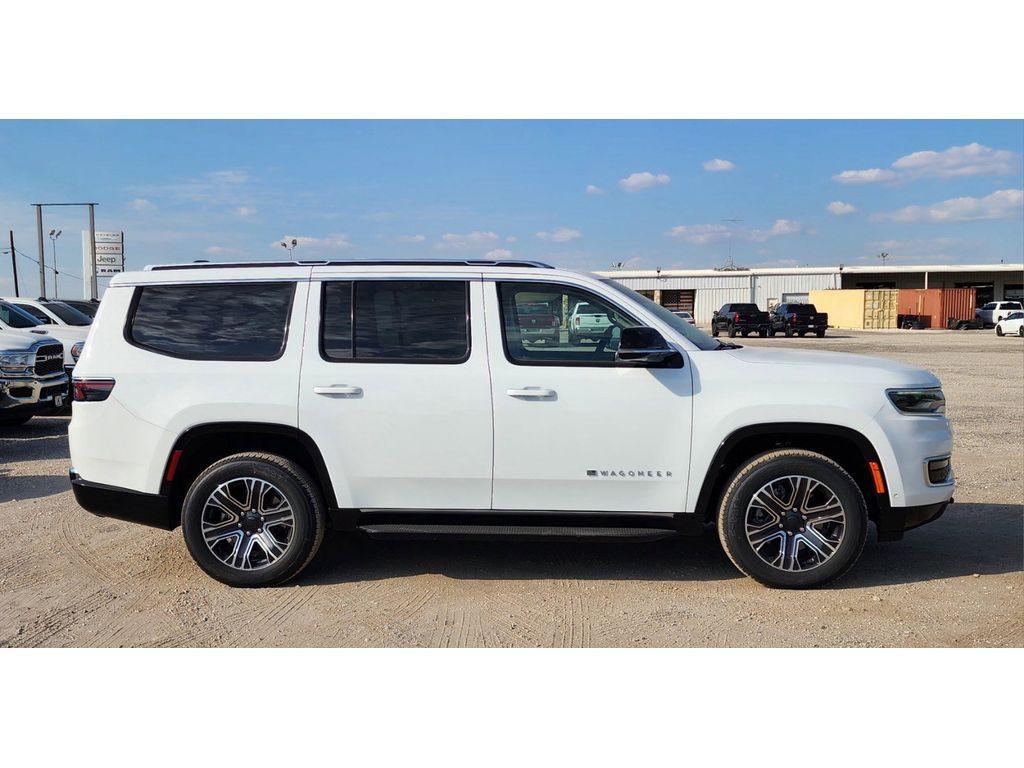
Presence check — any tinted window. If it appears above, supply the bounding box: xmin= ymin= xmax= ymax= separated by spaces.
xmin=731 ymin=304 xmax=758 ymax=312
xmin=13 ymin=303 xmax=51 ymax=324
xmin=44 ymin=301 xmax=92 ymax=325
xmin=128 ymin=282 xmax=295 ymax=360
xmin=789 ymin=304 xmax=814 ymax=314
xmin=1003 ymin=302 xmax=1022 ymax=310
xmin=321 ymin=280 xmax=469 ymax=362
xmin=1 ymin=301 xmax=41 ymax=329
xmin=982 ymin=303 xmax=997 ymax=310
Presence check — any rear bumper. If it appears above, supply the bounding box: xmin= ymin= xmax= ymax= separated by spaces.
xmin=70 ymin=470 xmax=177 ymax=530
xmin=875 ymin=499 xmax=950 ymax=542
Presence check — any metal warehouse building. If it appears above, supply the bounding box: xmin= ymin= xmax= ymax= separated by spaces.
xmin=597 ymin=263 xmax=1024 ymax=324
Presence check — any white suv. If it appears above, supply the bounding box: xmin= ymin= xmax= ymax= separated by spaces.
xmin=69 ymin=260 xmax=955 ymax=588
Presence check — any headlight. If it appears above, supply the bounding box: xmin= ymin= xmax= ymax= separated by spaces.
xmin=887 ymin=388 xmax=946 ymax=415
xmin=71 ymin=341 xmax=84 ymax=361
xmin=0 ymin=351 xmax=33 ymax=375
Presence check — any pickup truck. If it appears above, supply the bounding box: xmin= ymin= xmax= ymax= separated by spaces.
xmin=1 ymin=329 xmax=69 ymax=426
xmin=568 ymin=301 xmax=614 ymax=342
xmin=711 ymin=303 xmax=770 ymax=338
xmin=517 ymin=302 xmax=561 ymax=345
xmin=769 ymin=303 xmax=828 ymax=337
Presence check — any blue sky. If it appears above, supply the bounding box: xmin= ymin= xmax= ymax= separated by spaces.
xmin=1 ymin=120 xmax=1021 ymax=293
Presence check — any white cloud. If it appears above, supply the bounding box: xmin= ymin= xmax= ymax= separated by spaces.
xmin=235 ymin=206 xmax=257 ymax=217
xmin=585 ymin=184 xmax=604 ymax=195
xmin=506 ymin=236 xmax=519 ymax=243
xmin=826 ymin=200 xmax=857 ymax=215
xmin=437 ymin=231 xmax=500 ymax=250
xmin=618 ymin=171 xmax=671 ymax=192
xmin=485 ymin=248 xmax=512 ymax=259
xmin=395 ymin=234 xmax=426 ymax=243
xmin=702 ymin=158 xmax=736 ymax=172
xmin=667 ymin=219 xmax=802 ymax=245
xmin=271 ymin=234 xmax=354 ymax=251
xmin=536 ymin=227 xmax=581 ymax=243
xmin=666 ymin=224 xmax=731 ymax=244
xmin=832 ymin=168 xmax=899 ymax=184
xmin=873 ymin=188 xmax=1023 ymax=223
xmin=891 ymin=142 xmax=1018 ymax=179
xmin=127 ymin=198 xmax=155 ymax=211
xmin=205 ymin=246 xmax=241 ymax=256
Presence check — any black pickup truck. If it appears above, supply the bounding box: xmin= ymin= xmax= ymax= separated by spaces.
xmin=768 ymin=303 xmax=828 ymax=337
xmin=711 ymin=303 xmax=771 ymax=337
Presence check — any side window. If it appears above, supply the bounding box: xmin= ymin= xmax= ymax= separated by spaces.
xmin=127 ymin=282 xmax=295 ymax=360
xmin=497 ymin=282 xmax=638 ymax=365
xmin=14 ymin=303 xmax=51 ymax=324
xmin=320 ymin=280 xmax=469 ymax=363
xmin=982 ymin=302 xmax=997 ymax=310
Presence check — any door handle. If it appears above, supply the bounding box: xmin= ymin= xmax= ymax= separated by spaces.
xmin=506 ymin=388 xmax=556 ymax=399
xmin=313 ymin=385 xmax=363 ymax=396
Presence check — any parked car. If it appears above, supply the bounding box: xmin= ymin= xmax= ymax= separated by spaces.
xmin=70 ymin=259 xmax=954 ymax=589
xmin=976 ymin=301 xmax=1023 ymax=327
xmin=516 ymin=302 xmax=561 ymax=345
xmin=769 ymin=303 xmax=828 ymax=337
xmin=60 ymin=298 xmax=100 ymax=319
xmin=567 ymin=300 xmax=614 ymax=342
xmin=994 ymin=311 xmax=1024 ymax=337
xmin=2 ymin=297 xmax=93 ymax=327
xmin=672 ymin=310 xmax=696 ymax=325
xmin=711 ymin=303 xmax=770 ymax=337
xmin=0 ymin=328 xmax=69 ymax=426
xmin=0 ymin=300 xmax=87 ymax=381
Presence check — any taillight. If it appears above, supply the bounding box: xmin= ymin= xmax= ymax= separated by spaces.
xmin=575 ymin=317 xmax=580 ymax=327
xmin=734 ymin=313 xmax=740 ymax=322
xmin=790 ymin=315 xmax=797 ymax=324
xmin=72 ymin=378 xmax=115 ymax=402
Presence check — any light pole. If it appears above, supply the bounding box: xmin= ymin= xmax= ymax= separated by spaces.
xmin=48 ymin=229 xmax=62 ymax=297
xmin=877 ymin=251 xmax=889 ymax=267
xmin=280 ymin=238 xmax=298 ymax=258
xmin=721 ymin=218 xmax=743 ymax=269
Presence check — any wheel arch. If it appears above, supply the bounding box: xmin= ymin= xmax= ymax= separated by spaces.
xmin=160 ymin=422 xmax=339 ymax=527
xmin=693 ymin=423 xmax=888 ymax=523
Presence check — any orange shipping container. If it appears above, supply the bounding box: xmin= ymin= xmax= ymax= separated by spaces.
xmin=897 ymin=288 xmax=976 ymax=328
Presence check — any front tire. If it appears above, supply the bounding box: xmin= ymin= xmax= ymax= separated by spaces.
xmin=716 ymin=449 xmax=868 ymax=588
xmin=1018 ymin=326 xmax=1023 ymax=337
xmin=181 ymin=452 xmax=326 ymax=587
xmin=728 ymin=326 xmax=737 ymax=338
xmin=816 ymin=329 xmax=826 ymax=337
xmin=711 ymin=325 xmax=719 ymax=337
xmin=996 ymin=325 xmax=1004 ymax=336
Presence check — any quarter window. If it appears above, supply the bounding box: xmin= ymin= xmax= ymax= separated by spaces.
xmin=320 ymin=280 xmax=470 ymax=363
xmin=127 ymin=282 xmax=295 ymax=360
xmin=497 ymin=282 xmax=637 ymax=365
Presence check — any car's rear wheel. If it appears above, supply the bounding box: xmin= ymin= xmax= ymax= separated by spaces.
xmin=717 ymin=449 xmax=868 ymax=588
xmin=181 ymin=452 xmax=326 ymax=587
xmin=1018 ymin=326 xmax=1023 ymax=337
xmin=728 ymin=326 xmax=737 ymax=338
xmin=816 ymin=328 xmax=826 ymax=337
xmin=711 ymin=325 xmax=719 ymax=337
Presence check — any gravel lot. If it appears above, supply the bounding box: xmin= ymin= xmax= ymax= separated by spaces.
xmin=1 ymin=329 xmax=1021 ymax=647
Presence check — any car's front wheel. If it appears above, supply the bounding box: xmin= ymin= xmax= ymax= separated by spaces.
xmin=181 ymin=452 xmax=326 ymax=587
xmin=717 ymin=449 xmax=868 ymax=588
xmin=995 ymin=325 xmax=1004 ymax=336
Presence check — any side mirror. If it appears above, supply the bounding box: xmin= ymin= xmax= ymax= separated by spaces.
xmin=615 ymin=326 xmax=683 ymax=367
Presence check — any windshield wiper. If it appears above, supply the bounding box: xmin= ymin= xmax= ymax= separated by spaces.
xmin=714 ymin=340 xmax=743 ymax=350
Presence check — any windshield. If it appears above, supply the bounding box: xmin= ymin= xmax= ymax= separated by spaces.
xmin=600 ymin=279 xmax=720 ymax=351
xmin=0 ymin=301 xmax=43 ymax=329
xmin=44 ymin=301 xmax=92 ymax=325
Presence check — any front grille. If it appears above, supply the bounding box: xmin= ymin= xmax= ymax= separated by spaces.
xmin=34 ymin=344 xmax=64 ymax=376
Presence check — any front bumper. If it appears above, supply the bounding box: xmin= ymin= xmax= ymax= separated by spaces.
xmin=70 ymin=470 xmax=177 ymax=530
xmin=1 ymin=372 xmax=69 ymax=415
xmin=875 ymin=499 xmax=950 ymax=542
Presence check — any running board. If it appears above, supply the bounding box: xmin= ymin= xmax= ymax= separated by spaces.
xmin=358 ymin=523 xmax=679 ymax=542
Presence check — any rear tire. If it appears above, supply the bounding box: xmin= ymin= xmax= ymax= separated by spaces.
xmin=716 ymin=449 xmax=868 ymax=588
xmin=759 ymin=329 xmax=767 ymax=337
xmin=767 ymin=327 xmax=776 ymax=337
xmin=728 ymin=326 xmax=737 ymax=338
xmin=711 ymin=325 xmax=719 ymax=337
xmin=1018 ymin=327 xmax=1023 ymax=337
xmin=816 ymin=329 xmax=826 ymax=337
xmin=181 ymin=452 xmax=326 ymax=587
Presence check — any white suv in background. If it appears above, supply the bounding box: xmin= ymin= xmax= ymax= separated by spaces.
xmin=975 ymin=300 xmax=1023 ymax=327
xmin=69 ymin=260 xmax=955 ymax=588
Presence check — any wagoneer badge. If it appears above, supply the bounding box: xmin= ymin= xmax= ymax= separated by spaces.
xmin=587 ymin=469 xmax=673 ymax=478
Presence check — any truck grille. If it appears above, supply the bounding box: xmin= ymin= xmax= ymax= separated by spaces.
xmin=34 ymin=344 xmax=65 ymax=376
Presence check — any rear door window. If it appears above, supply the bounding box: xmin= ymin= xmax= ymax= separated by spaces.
xmin=320 ymin=280 xmax=470 ymax=363
xmin=127 ymin=282 xmax=296 ymax=360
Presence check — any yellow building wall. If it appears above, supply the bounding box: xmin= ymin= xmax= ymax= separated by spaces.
xmin=809 ymin=289 xmax=867 ymax=329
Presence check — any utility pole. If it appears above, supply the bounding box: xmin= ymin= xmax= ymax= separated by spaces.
xmin=721 ymin=218 xmax=743 ymax=269
xmin=8 ymin=230 xmax=18 ymax=297
xmin=49 ymin=229 xmax=63 ymax=298
xmin=35 ymin=205 xmax=46 ymax=298
xmin=88 ymin=203 xmax=98 ymax=300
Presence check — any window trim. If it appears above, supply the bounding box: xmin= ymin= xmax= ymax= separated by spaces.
xmin=123 ymin=281 xmax=297 ymax=362
xmin=495 ymin=280 xmax=645 ymax=368
xmin=318 ymin=279 xmax=472 ymax=365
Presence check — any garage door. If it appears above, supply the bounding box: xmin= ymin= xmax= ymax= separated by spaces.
xmin=660 ymin=289 xmax=695 ymax=313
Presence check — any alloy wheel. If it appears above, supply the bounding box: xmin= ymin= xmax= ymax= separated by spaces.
xmin=201 ymin=477 xmax=295 ymax=571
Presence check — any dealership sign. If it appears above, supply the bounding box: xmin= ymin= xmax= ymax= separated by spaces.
xmin=83 ymin=230 xmax=124 ymax=275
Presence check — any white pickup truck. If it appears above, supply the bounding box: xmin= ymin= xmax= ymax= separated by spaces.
xmin=1 ymin=328 xmax=69 ymax=426
xmin=68 ymin=259 xmax=955 ymax=589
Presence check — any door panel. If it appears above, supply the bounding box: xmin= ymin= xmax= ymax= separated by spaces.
xmin=299 ymin=273 xmax=492 ymax=510
xmin=485 ymin=279 xmax=693 ymax=512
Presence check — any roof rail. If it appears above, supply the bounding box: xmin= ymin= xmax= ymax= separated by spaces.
xmin=148 ymin=259 xmax=555 ymax=272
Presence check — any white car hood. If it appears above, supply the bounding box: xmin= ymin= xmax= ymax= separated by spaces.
xmin=725 ymin=345 xmax=940 ymax=388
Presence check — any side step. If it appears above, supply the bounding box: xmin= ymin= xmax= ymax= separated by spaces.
xmin=358 ymin=523 xmax=679 ymax=542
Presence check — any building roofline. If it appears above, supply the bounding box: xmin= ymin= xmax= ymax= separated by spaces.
xmin=598 ymin=263 xmax=1023 ymax=278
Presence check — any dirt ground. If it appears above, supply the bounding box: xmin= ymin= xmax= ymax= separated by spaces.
xmin=1 ymin=329 xmax=1021 ymax=647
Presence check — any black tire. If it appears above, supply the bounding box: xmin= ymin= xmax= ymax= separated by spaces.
xmin=1018 ymin=326 xmax=1023 ymax=337
xmin=816 ymin=329 xmax=826 ymax=337
xmin=0 ymin=414 xmax=32 ymax=427
xmin=759 ymin=329 xmax=767 ymax=337
xmin=784 ymin=327 xmax=794 ymax=337
xmin=181 ymin=452 xmax=327 ymax=587
xmin=716 ymin=449 xmax=868 ymax=588
xmin=767 ymin=327 xmax=776 ymax=337
xmin=797 ymin=330 xmax=807 ymax=337
xmin=741 ymin=330 xmax=749 ymax=337
xmin=728 ymin=325 xmax=737 ymax=338
xmin=995 ymin=325 xmax=1004 ymax=336
xmin=711 ymin=325 xmax=719 ymax=337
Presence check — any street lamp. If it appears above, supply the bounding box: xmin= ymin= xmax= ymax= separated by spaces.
xmin=280 ymin=238 xmax=298 ymax=258
xmin=48 ymin=229 xmax=62 ymax=297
